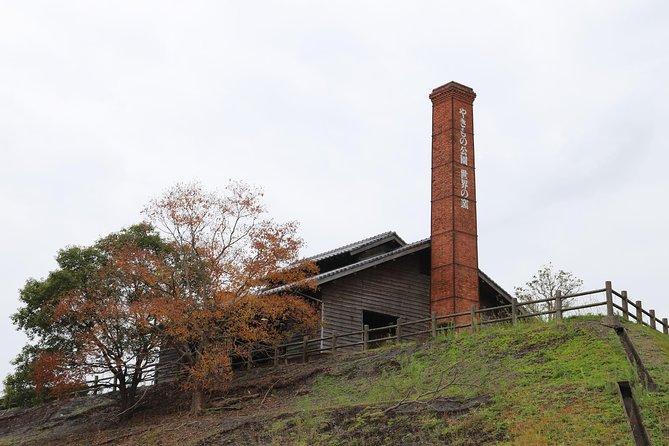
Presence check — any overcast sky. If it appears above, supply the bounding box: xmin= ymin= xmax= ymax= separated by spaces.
xmin=1 ymin=1 xmax=668 ymax=380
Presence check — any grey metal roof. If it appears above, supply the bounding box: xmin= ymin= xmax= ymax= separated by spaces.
xmin=478 ymin=269 xmax=514 ymax=304
xmin=313 ymin=239 xmax=512 ymax=303
xmin=311 ymin=237 xmax=430 ymax=285
xmin=265 ymin=237 xmax=428 ymax=294
xmin=306 ymin=231 xmax=406 ymax=263
xmin=266 ymin=233 xmax=514 ymax=304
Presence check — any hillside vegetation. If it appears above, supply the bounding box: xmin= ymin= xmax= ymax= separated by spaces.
xmin=1 ymin=317 xmax=668 ymax=445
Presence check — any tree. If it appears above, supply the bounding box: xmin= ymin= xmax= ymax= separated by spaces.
xmin=8 ymin=244 xmax=105 ymax=407
xmin=143 ymin=181 xmax=319 ymax=413
xmin=10 ymin=224 xmax=171 ymax=415
xmin=2 ymin=346 xmax=45 ymax=408
xmin=7 ymin=181 xmax=318 ymax=416
xmin=514 ymin=263 xmax=584 ymax=320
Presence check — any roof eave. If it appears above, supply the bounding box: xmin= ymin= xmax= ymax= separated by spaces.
xmin=478 ymin=269 xmax=514 ymax=304
xmin=316 ymin=239 xmax=430 ymax=285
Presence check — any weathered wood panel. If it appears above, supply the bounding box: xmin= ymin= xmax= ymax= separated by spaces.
xmin=156 ymin=346 xmax=180 ymax=383
xmin=320 ymin=253 xmax=430 ymax=351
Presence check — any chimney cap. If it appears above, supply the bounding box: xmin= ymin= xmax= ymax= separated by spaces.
xmin=429 ymin=81 xmax=476 ymax=104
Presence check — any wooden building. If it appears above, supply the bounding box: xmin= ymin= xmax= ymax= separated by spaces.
xmin=273 ymin=81 xmax=513 ymax=350
xmin=280 ymin=231 xmax=512 ymax=351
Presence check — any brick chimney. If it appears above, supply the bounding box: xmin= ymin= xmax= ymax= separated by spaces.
xmin=429 ymin=81 xmax=479 ymax=318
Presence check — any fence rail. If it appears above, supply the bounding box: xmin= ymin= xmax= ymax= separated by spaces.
xmin=83 ymin=281 xmax=668 ymax=395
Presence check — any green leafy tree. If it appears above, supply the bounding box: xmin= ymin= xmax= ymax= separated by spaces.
xmin=514 ymin=263 xmax=583 ymax=320
xmin=2 ymin=346 xmax=44 ymax=408
xmin=8 ymin=224 xmax=171 ymax=415
xmin=6 ymin=245 xmax=103 ymax=407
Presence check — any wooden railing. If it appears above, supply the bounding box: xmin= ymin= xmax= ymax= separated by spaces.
xmin=211 ymin=281 xmax=668 ymax=370
xmin=83 ymin=281 xmax=668 ymax=394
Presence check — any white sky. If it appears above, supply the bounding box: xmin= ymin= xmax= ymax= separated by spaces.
xmin=2 ymin=0 xmax=668 ymax=380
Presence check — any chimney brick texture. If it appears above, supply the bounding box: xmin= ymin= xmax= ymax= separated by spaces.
xmin=429 ymin=82 xmax=479 ymax=319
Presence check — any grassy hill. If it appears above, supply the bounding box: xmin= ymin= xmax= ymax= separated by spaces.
xmin=2 ymin=317 xmax=668 ymax=445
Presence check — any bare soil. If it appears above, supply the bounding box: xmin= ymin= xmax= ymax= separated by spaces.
xmin=2 ymin=344 xmax=480 ymax=445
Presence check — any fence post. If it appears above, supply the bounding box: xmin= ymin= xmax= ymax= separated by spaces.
xmin=471 ymin=305 xmax=477 ymax=334
xmin=363 ymin=324 xmax=369 ymax=351
xmin=396 ymin=318 xmax=403 ymax=343
xmin=431 ymin=311 xmax=437 ymax=338
xmin=650 ymin=310 xmax=657 ymax=330
xmin=621 ymin=291 xmax=629 ymax=321
xmin=555 ymin=290 xmax=563 ymax=321
xmin=512 ymin=298 xmax=518 ymax=326
xmin=273 ymin=346 xmax=279 ymax=367
xmin=605 ymin=281 xmax=614 ymax=318
xmin=662 ymin=318 xmax=668 ymax=335
xmin=636 ymin=300 xmax=643 ymax=325
xmin=331 ymin=331 xmax=337 ymax=353
xmin=93 ymin=375 xmax=99 ymax=395
xmin=113 ymin=377 xmax=117 ymax=392
xmin=302 ymin=335 xmax=309 ymax=363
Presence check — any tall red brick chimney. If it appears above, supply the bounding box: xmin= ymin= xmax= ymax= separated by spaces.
xmin=429 ymin=81 xmax=479 ymax=318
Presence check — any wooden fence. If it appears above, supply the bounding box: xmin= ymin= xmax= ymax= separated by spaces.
xmin=83 ymin=281 xmax=668 ymax=394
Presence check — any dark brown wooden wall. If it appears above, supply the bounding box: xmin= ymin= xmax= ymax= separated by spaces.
xmin=319 ymin=253 xmax=430 ymax=351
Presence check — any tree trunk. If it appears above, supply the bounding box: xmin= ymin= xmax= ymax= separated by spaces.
xmin=118 ymin=384 xmax=130 ymax=417
xmin=190 ymin=388 xmax=206 ymax=415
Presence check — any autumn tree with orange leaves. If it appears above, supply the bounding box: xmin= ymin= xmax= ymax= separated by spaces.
xmin=9 ymin=224 xmax=171 ymax=415
xmin=143 ymin=182 xmax=318 ymax=413
xmin=51 ymin=225 xmax=170 ymax=414
xmin=6 ymin=181 xmax=318 ymax=416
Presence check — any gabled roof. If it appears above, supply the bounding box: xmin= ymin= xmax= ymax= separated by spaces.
xmin=478 ymin=269 xmax=514 ymax=304
xmin=310 ymin=239 xmax=513 ymax=305
xmin=265 ymin=238 xmax=428 ymax=295
xmin=307 ymin=231 xmax=406 ymax=263
xmin=266 ymin=233 xmax=514 ymax=306
xmin=312 ymin=238 xmax=430 ymax=285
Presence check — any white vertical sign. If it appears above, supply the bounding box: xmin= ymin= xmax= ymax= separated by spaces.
xmin=458 ymin=108 xmax=469 ymax=209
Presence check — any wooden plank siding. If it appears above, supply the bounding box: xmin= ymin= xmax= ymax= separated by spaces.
xmin=319 ymin=252 xmax=430 ymax=351
xmin=155 ymin=346 xmax=181 ymax=383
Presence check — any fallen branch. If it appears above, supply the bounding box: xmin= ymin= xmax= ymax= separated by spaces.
xmin=383 ymin=361 xmax=461 ymax=414
xmin=116 ymin=385 xmax=151 ymax=418
xmin=209 ymin=393 xmax=259 ymax=411
xmin=95 ymin=427 xmax=152 ymax=445
xmin=260 ymin=380 xmax=281 ymax=407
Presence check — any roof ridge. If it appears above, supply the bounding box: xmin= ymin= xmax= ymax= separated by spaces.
xmin=309 ymin=237 xmax=430 ymax=282
xmin=265 ymin=238 xmax=430 ymax=295
xmin=306 ymin=231 xmax=404 ymax=262
xmin=478 ymin=269 xmax=513 ymax=301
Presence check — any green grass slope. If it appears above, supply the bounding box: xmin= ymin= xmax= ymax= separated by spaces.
xmin=625 ymin=322 xmax=669 ymax=442
xmin=252 ymin=318 xmax=666 ymax=445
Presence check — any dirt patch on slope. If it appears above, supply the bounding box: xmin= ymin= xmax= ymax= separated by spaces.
xmin=1 ymin=346 xmax=423 ymax=445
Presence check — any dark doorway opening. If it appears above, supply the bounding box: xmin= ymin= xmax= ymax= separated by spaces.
xmin=363 ymin=310 xmax=398 ymax=348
